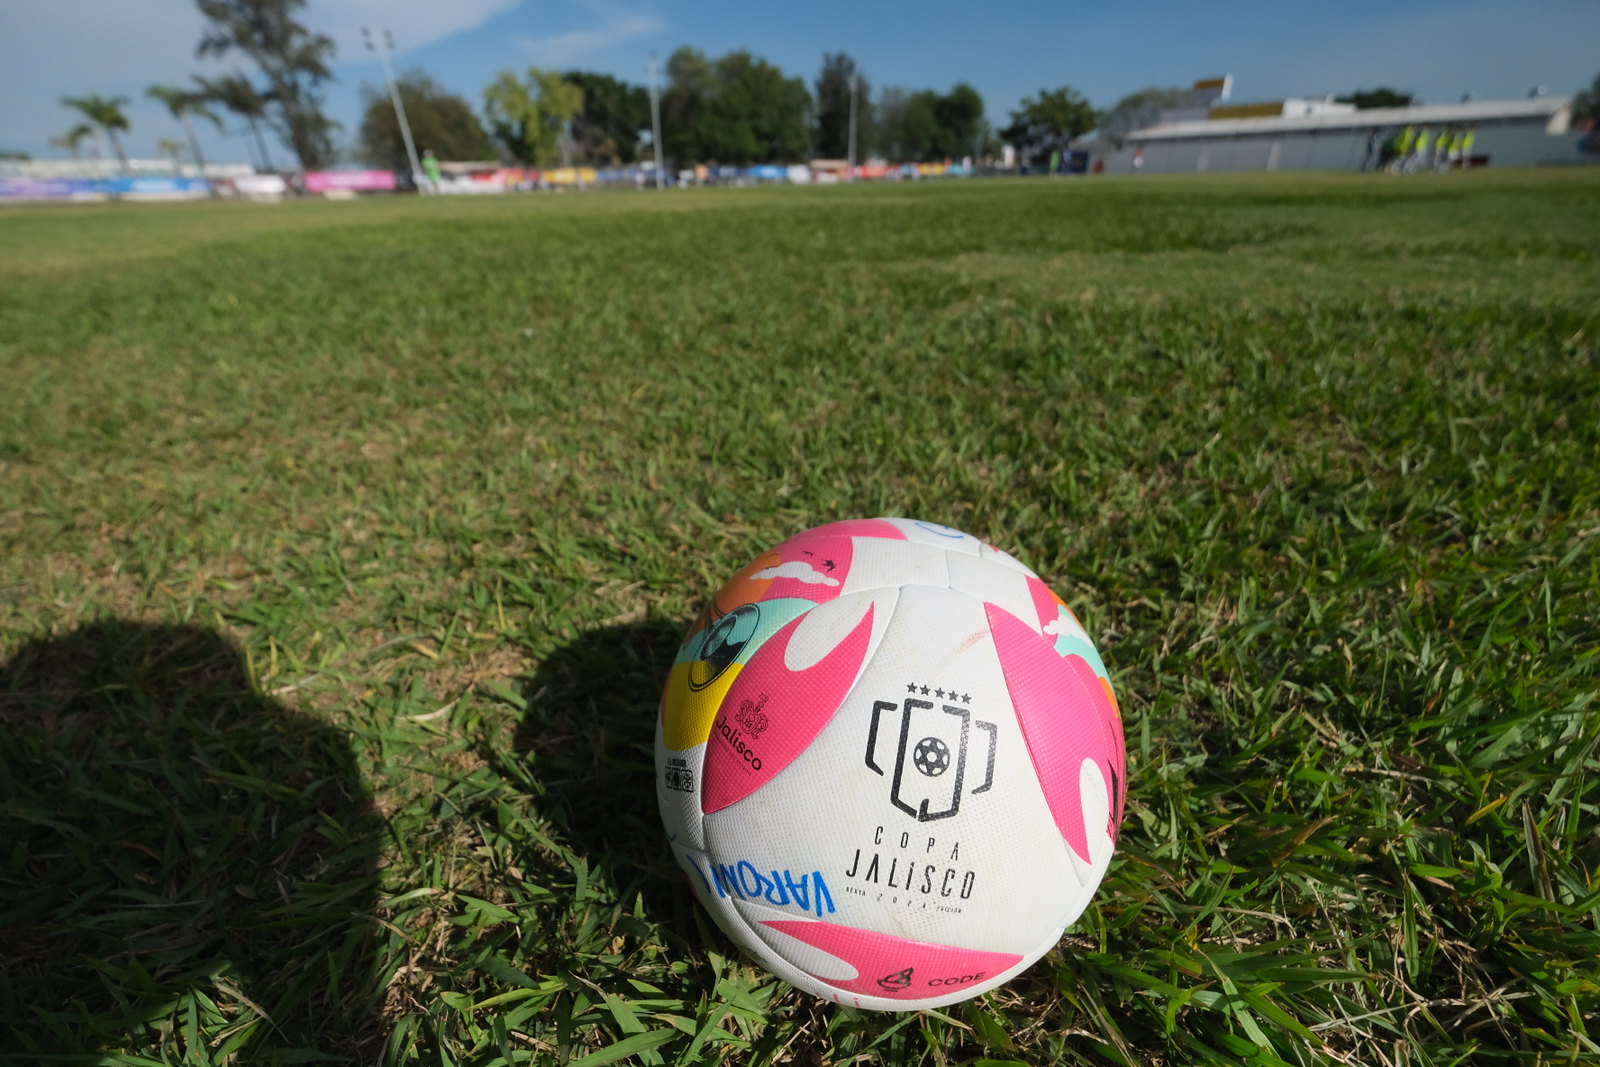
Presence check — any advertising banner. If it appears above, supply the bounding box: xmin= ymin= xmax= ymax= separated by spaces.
xmin=0 ymin=177 xmax=210 ymax=200
xmin=232 ymin=174 xmax=289 ymax=196
xmin=106 ymin=177 xmax=212 ymax=198
xmin=304 ymin=170 xmax=396 ymax=192
xmin=0 ymin=178 xmax=98 ymax=199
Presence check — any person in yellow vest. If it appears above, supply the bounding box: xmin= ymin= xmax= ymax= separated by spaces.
xmin=1434 ymin=128 xmax=1454 ymax=173
xmin=1407 ymin=126 xmax=1431 ymax=173
xmin=1389 ymin=125 xmax=1416 ymax=173
xmin=1460 ymin=126 xmax=1477 ymax=169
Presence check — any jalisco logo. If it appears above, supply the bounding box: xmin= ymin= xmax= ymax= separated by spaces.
xmin=715 ymin=703 xmax=768 ymax=771
xmin=733 ymin=693 xmax=769 ymax=736
xmin=865 ymin=685 xmax=997 ymax=822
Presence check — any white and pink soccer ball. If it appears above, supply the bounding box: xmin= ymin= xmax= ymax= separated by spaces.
xmin=656 ymin=519 xmax=1125 ymax=1011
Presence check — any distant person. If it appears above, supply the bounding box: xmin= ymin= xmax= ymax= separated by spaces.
xmin=421 ymin=148 xmax=442 ymax=192
xmin=1435 ymin=127 xmax=1455 ymax=172
xmin=1408 ymin=126 xmax=1432 ymax=173
xmin=1048 ymin=149 xmax=1061 ymax=177
xmin=1460 ymin=126 xmax=1478 ymax=169
xmin=1133 ymin=146 xmax=1145 ymax=173
xmin=1360 ymin=128 xmax=1382 ymax=172
xmin=1389 ymin=125 xmax=1416 ymax=173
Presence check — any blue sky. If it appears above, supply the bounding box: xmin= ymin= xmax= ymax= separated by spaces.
xmin=3 ymin=0 xmax=1596 ymax=165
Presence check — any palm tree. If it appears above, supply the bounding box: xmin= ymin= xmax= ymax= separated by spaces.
xmin=195 ymin=73 xmax=276 ymax=171
xmin=50 ymin=124 xmax=98 ymax=177
xmin=60 ymin=93 xmax=131 ymax=170
xmin=51 ymin=123 xmax=97 ymax=159
xmin=157 ymin=138 xmax=187 ymax=173
xmin=148 ymin=83 xmax=222 ymax=182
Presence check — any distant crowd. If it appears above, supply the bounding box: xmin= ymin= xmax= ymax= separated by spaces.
xmin=1360 ymin=125 xmax=1478 ymax=174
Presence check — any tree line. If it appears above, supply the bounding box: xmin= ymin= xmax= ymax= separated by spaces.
xmin=47 ymin=0 xmax=1600 ymax=175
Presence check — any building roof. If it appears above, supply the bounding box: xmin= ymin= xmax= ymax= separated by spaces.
xmin=1128 ymin=96 xmax=1572 ymax=142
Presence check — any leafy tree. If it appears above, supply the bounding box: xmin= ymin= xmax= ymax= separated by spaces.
xmin=359 ymin=71 xmax=494 ymax=170
xmin=195 ymin=0 xmax=338 ymax=170
xmin=1096 ymin=86 xmax=1188 ymax=147
xmin=148 ymin=83 xmax=222 ymax=181
xmin=60 ymin=93 xmax=131 ymax=169
xmin=873 ymin=88 xmax=934 ymax=161
xmin=932 ymin=82 xmax=985 ymax=158
xmin=660 ymin=47 xmax=714 ymax=164
xmin=873 ymin=84 xmax=982 ymax=162
xmin=1335 ymin=87 xmax=1417 ymax=110
xmin=484 ymin=68 xmax=583 ymax=166
xmin=195 ymin=74 xmax=277 ymax=170
xmin=1573 ymin=72 xmax=1600 ymax=124
xmin=1001 ymin=86 xmax=1096 ymax=163
xmin=661 ymin=47 xmax=811 ymax=165
xmin=563 ymin=71 xmax=650 ymax=165
xmin=814 ymin=52 xmax=871 ymax=161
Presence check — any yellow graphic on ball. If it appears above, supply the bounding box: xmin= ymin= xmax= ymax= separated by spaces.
xmin=662 ymin=659 xmax=745 ymax=751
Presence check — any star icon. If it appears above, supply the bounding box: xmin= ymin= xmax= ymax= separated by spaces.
xmin=934 ymin=688 xmax=945 ymax=699
xmin=907 ymin=682 xmax=918 ymax=693
xmin=919 ymin=685 xmax=930 ymax=696
xmin=961 ymin=693 xmax=972 ymax=704
xmin=947 ymin=687 xmax=961 ymax=702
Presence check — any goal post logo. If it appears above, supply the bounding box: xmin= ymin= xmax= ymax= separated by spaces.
xmin=865 ymin=689 xmax=997 ymax=822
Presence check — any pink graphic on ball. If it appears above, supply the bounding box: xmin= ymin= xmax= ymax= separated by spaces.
xmin=701 ymin=603 xmax=876 ymax=814
xmin=986 ymin=603 xmax=1126 ymax=863
xmin=759 ymin=919 xmax=1023 ymax=1001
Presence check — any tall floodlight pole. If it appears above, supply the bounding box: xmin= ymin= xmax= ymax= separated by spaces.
xmin=365 ymin=27 xmax=425 ymax=193
xmin=648 ymin=53 xmax=666 ymax=188
xmin=847 ymin=73 xmax=859 ymax=172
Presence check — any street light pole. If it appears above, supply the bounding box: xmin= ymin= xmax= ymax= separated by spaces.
xmin=648 ymin=53 xmax=666 ymax=188
xmin=365 ymin=27 xmax=425 ymax=193
xmin=848 ymin=72 xmax=859 ymax=173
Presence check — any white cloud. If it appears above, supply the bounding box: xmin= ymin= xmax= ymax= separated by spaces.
xmin=513 ymin=10 xmax=663 ymax=67
xmin=754 ymin=561 xmax=840 ymax=587
xmin=313 ymin=0 xmax=523 ymax=59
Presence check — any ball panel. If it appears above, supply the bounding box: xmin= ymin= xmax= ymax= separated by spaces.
xmin=756 ymin=918 xmax=1024 ymax=1003
xmin=838 ymin=537 xmax=950 ymax=596
xmin=947 ymin=552 xmax=1036 ymax=626
xmin=986 ymin=603 xmax=1126 ymax=862
xmin=701 ymin=594 xmax=880 ymax=815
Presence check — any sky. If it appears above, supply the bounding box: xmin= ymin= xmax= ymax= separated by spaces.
xmin=3 ymin=0 xmax=1597 ymax=166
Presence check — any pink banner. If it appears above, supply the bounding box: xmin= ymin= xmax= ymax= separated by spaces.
xmin=304 ymin=170 xmax=396 ymax=192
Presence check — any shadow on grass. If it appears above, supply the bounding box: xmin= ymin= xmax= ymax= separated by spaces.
xmin=0 ymin=621 xmax=384 ymax=1065
xmin=510 ymin=618 xmax=697 ymax=934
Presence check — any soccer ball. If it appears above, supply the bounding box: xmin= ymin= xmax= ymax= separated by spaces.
xmin=655 ymin=518 xmax=1125 ymax=1011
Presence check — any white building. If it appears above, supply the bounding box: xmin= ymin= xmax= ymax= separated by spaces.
xmin=1118 ymin=93 xmax=1584 ymax=174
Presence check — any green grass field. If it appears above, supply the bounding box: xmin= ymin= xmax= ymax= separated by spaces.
xmin=2 ymin=171 xmax=1597 ymax=1066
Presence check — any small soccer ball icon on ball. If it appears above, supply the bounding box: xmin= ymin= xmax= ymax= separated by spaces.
xmin=911 ymin=736 xmax=950 ymax=777
xmin=656 ymin=518 xmax=1125 ymax=1011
